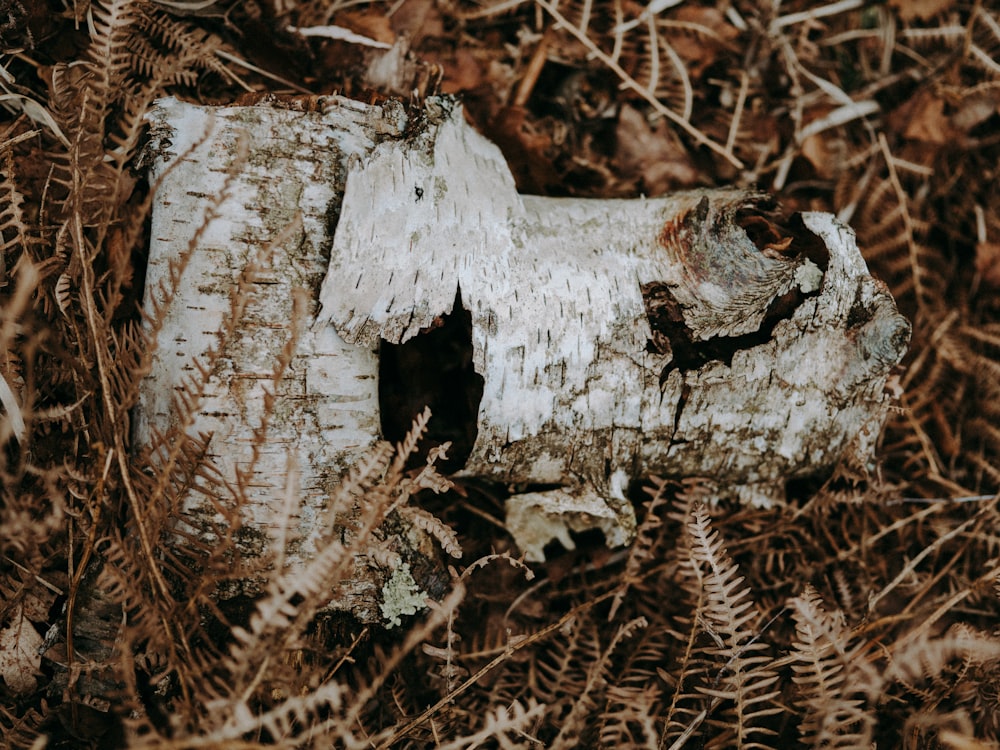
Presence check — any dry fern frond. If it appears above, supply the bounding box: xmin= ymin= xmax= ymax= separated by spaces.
xmin=597 ymin=683 xmax=660 ymax=748
xmin=885 ymin=625 xmax=1000 ymax=700
xmin=789 ymin=584 xmax=877 ymax=749
xmin=422 ymin=609 xmax=466 ymax=697
xmin=956 ymin=324 xmax=1000 ymax=486
xmin=0 ymin=703 xmax=44 ymax=750
xmin=596 ymin=616 xmax=672 ymax=743
xmin=131 ymin=7 xmax=228 ymax=82
xmin=399 ymin=505 xmax=463 ymax=559
xmin=607 ymin=476 xmax=671 ymax=621
xmin=39 ymin=1 xmax=138 ymax=226
xmin=219 ymin=536 xmax=361 ymax=706
xmin=525 ymin=0 xmax=738 ymax=166
xmin=88 ymin=0 xmax=138 ymax=104
xmin=118 ymin=422 xmax=470 ymax=747
xmin=532 ymin=615 xmax=600 ymax=708
xmin=433 ymin=700 xmax=545 ymax=750
xmin=686 ymin=502 xmax=781 ymax=749
xmin=952 ymin=647 xmax=1000 ymax=740
xmin=460 ymin=551 xmax=534 ymax=581
xmin=390 ymin=405 xmax=434 ymax=480
xmin=549 ymin=616 xmax=648 ymax=749
xmin=0 ymin=262 xmax=35 ymax=450
xmin=846 ymin=135 xmax=941 ymax=324
xmin=0 ymin=149 xmax=35 ymax=278
xmin=657 ymin=481 xmax=716 ymax=742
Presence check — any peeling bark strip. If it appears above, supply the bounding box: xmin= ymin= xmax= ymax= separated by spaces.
xmin=139 ymin=96 xmax=909 ymax=591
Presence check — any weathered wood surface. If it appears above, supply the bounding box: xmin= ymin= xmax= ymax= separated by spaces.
xmin=138 ymin=95 xmax=909 ymax=619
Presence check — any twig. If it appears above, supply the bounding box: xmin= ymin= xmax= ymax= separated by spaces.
xmin=725 ymin=71 xmax=748 ymax=156
xmin=867 ymin=505 xmax=986 ymax=612
xmin=512 ymin=28 xmax=552 ymax=108
xmin=769 ymin=0 xmax=865 ymax=32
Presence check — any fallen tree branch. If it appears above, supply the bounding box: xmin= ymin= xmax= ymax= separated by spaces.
xmin=137 ymin=94 xmax=909 ymax=621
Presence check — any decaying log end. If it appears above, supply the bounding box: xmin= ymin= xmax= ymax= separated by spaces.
xmin=138 ymin=94 xmax=910 ymax=620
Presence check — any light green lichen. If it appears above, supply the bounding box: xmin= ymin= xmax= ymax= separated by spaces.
xmin=379 ymin=563 xmax=428 ymax=628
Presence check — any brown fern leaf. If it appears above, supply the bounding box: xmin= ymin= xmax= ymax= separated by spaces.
xmin=0 ymin=149 xmax=36 ymax=275
xmin=532 ymin=615 xmax=601 ymax=708
xmin=789 ymin=585 xmax=877 ymax=749
xmin=660 ymin=613 xmax=710 ymax=743
xmin=45 ymin=66 xmax=118 ymax=226
xmin=422 ymin=622 xmax=467 ymax=697
xmin=544 ymin=0 xmax=611 ymax=58
xmin=192 ymin=415 xmax=464 ymax=737
xmin=205 ymin=449 xmax=401 ymax=719
xmin=388 ymin=405 xmax=433 ymax=482
xmin=484 ymin=647 xmax=533 ymax=712
xmin=896 ymin=20 xmax=967 ymax=52
xmin=549 ymin=616 xmax=648 ymax=749
xmin=460 ymin=551 xmax=534 ymax=582
xmin=0 ymin=263 xmax=35 ymax=451
xmin=105 ymin=77 xmax=169 ymax=174
xmin=88 ymin=0 xmax=138 ymax=107
xmin=98 ymin=504 xmax=225 ymax=694
xmin=885 ymin=625 xmax=1000 ymax=704
xmin=126 ymin=35 xmax=202 ymax=88
xmin=399 ymin=505 xmax=463 ymax=559
xmin=0 ymin=703 xmax=44 ymax=750
xmin=957 ymin=324 xmax=1000 ymax=487
xmin=659 ymin=482 xmax=716 ymax=742
xmin=41 ymin=1 xmax=137 ymax=227
xmin=222 ymin=538 xmax=354 ymax=686
xmin=687 ymin=502 xmax=781 ymax=750
xmin=597 ymin=613 xmax=674 ymax=745
xmin=969 ymin=6 xmax=1000 ymax=79
xmin=951 ymin=643 xmax=1000 ymax=740
xmin=630 ymin=12 xmax=736 ymax=120
xmin=435 ymin=701 xmax=545 ymax=749
xmin=597 ymin=683 xmax=660 ymax=748
xmin=607 ymin=476 xmax=672 ymax=621
xmin=131 ymin=7 xmax=229 ymax=84
xmin=846 ymin=142 xmax=941 ymax=325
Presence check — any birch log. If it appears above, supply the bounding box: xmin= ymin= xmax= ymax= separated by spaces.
xmin=138 ymin=95 xmax=909 ymax=620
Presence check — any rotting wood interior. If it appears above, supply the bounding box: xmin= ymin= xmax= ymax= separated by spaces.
xmin=378 ymin=289 xmax=484 ymax=473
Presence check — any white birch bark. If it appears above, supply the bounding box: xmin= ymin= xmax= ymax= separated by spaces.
xmin=137 ymin=98 xmax=404 ymax=620
xmin=138 ymin=94 xmax=909 ymax=601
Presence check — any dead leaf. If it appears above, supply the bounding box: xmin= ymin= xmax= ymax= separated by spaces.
xmin=388 ymin=0 xmax=445 ymax=43
xmin=669 ymin=7 xmax=739 ymax=79
xmin=952 ymin=89 xmax=1000 ymax=132
xmin=441 ymin=48 xmax=486 ymax=93
xmin=335 ymin=10 xmax=396 ymax=46
xmin=890 ymin=89 xmax=954 ymax=144
xmin=0 ymin=605 xmax=43 ymax=694
xmin=614 ymin=103 xmax=698 ymax=193
xmin=800 ymin=132 xmax=847 ymax=180
xmin=889 ymin=0 xmax=955 ymax=21
xmin=976 ymin=242 xmax=1000 ymax=288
